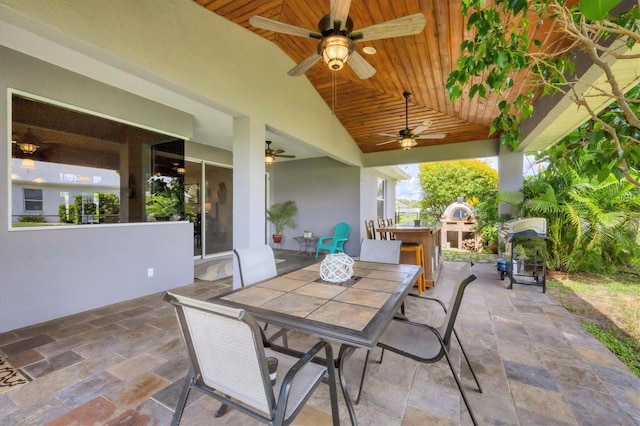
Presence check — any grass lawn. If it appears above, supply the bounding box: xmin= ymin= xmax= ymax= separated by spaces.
xmin=547 ymin=270 xmax=640 ymax=377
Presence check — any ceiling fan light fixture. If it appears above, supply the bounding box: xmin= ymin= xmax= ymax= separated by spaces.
xmin=400 ymin=136 xmax=417 ymax=150
xmin=19 ymin=142 xmax=38 ymax=154
xmin=264 ymin=154 xmax=275 ymax=165
xmin=16 ymin=129 xmax=40 ymax=154
xmin=319 ymin=35 xmax=354 ymax=71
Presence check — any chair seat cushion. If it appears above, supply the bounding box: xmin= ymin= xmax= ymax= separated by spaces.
xmin=265 ymin=347 xmax=328 ymax=419
xmin=377 ymin=319 xmax=443 ymax=361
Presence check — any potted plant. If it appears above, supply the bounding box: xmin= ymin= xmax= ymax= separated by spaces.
xmin=266 ymin=200 xmax=298 ymax=243
xmin=480 ymin=223 xmax=499 ymax=254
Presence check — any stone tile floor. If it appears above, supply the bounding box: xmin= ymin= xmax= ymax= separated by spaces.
xmin=1 ymin=253 xmax=639 ymax=425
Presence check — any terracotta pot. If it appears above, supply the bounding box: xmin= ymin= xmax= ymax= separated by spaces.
xmin=272 ymin=234 xmax=283 ymax=243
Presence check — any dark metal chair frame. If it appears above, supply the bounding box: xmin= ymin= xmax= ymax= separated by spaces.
xmin=164 ymin=292 xmax=340 ymax=426
xmin=357 ymin=264 xmax=482 ymax=425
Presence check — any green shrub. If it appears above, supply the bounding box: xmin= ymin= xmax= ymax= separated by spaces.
xmin=19 ymin=215 xmax=46 ymax=223
xmin=59 ymin=192 xmax=120 ymax=224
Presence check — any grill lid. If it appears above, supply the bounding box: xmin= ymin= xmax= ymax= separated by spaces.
xmin=501 ymin=218 xmax=547 ymax=236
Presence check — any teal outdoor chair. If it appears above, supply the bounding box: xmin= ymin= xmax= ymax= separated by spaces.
xmin=315 ymin=222 xmax=351 ymax=258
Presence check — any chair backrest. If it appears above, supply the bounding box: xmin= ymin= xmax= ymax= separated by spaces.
xmin=437 ymin=263 xmax=476 ymax=346
xmin=364 ymin=220 xmax=376 ymax=240
xmin=359 ymin=239 xmax=402 ymax=264
xmin=164 ymin=292 xmax=275 ymax=414
xmin=334 ymin=222 xmax=351 ymax=240
xmin=234 ymin=245 xmax=278 ymax=286
xmin=377 ymin=219 xmax=388 ymax=240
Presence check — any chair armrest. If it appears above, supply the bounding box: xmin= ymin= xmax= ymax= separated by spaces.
xmin=387 ymin=316 xmax=439 ymax=333
xmin=276 ymin=341 xmax=332 ymax=406
xmin=406 ymin=293 xmax=447 ymax=312
xmin=316 ymin=236 xmax=332 ymax=244
xmin=394 ymin=294 xmax=447 ymax=321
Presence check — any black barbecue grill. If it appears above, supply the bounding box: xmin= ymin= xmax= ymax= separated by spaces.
xmin=499 ymin=218 xmax=547 ymax=292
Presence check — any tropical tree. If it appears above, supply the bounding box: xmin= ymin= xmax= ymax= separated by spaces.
xmin=418 ymin=160 xmax=497 ymax=223
xmin=448 ymin=0 xmax=640 ymax=187
xmin=513 ymin=138 xmax=640 ymax=272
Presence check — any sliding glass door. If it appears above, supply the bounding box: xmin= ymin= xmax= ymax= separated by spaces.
xmin=185 ymin=159 xmax=232 ymax=258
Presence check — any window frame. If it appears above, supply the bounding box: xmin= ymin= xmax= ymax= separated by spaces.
xmin=9 ymin=89 xmax=187 ymax=229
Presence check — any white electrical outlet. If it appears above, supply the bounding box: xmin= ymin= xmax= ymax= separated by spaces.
xmin=147 ymin=268 xmax=154 ymax=277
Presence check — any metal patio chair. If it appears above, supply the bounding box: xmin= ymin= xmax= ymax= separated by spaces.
xmin=234 ymin=245 xmax=288 ymax=346
xmin=371 ymin=263 xmax=482 ymax=425
xmin=234 ymin=245 xmax=278 ymax=287
xmin=164 ymin=292 xmax=340 ymax=426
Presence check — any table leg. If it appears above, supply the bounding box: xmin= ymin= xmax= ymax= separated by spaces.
xmin=294 ymin=237 xmax=305 ymax=256
xmin=337 ymin=344 xmax=358 ymax=426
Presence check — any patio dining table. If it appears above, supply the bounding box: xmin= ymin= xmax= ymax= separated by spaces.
xmin=212 ymin=260 xmax=422 ymax=425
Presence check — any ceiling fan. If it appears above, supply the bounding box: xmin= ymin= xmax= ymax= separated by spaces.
xmin=11 ymin=129 xmax=41 ymax=155
xmin=249 ymin=0 xmax=426 ymax=79
xmin=376 ymin=92 xmax=446 ymax=150
xmin=265 ymin=141 xmax=296 ymax=165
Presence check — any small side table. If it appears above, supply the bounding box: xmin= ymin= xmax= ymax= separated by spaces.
xmin=293 ymin=236 xmax=318 ymax=256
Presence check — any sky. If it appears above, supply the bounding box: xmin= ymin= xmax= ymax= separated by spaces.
xmin=395 ymin=156 xmax=542 ymax=200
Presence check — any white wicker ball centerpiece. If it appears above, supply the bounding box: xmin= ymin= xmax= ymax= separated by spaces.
xmin=320 ymin=252 xmax=354 ymax=283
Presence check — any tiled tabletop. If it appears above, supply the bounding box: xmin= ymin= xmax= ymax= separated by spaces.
xmin=217 ymin=260 xmax=421 ymax=347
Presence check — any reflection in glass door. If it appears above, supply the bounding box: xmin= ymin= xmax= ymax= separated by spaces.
xmin=184 ymin=160 xmax=233 ymax=258
xmin=204 ymin=163 xmax=232 ymax=256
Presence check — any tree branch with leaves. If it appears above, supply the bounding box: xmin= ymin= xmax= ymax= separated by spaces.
xmin=448 ymin=0 xmax=639 ymax=186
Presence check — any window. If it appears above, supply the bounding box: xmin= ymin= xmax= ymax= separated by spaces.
xmin=23 ymin=188 xmax=43 ymax=211
xmin=10 ymin=93 xmax=185 ymax=227
xmin=377 ymin=178 xmax=386 ymax=220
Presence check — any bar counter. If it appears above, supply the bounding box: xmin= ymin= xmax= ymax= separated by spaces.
xmin=376 ymin=224 xmax=442 ymax=287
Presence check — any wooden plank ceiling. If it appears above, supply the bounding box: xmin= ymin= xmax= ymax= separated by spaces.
xmin=194 ymin=0 xmax=569 ymax=154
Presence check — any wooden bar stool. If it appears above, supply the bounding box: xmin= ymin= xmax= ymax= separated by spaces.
xmin=400 ymin=243 xmax=426 ymax=294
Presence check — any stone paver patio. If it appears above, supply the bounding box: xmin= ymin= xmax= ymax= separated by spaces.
xmin=1 ymin=253 xmax=638 ymax=425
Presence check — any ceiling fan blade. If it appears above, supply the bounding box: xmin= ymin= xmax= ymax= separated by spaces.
xmin=377 ymin=133 xmax=399 ymax=138
xmin=352 ymin=13 xmax=426 ymax=42
xmin=415 ymin=133 xmax=447 ymax=139
xmin=274 ymin=154 xmax=296 ymax=158
xmin=288 ymin=52 xmax=322 ymax=76
xmin=272 ymin=149 xmax=285 ymax=154
xmin=249 ymin=15 xmax=320 ymax=39
xmin=411 ymin=125 xmax=429 ymax=136
xmin=330 ymin=0 xmax=352 ymax=31
xmin=376 ymin=139 xmax=399 ymax=146
xmin=348 ymin=51 xmax=376 ymax=79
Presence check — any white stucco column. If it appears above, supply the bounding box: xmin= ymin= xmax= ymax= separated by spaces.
xmin=232 ymin=116 xmax=266 ymax=288
xmin=497 ymin=145 xmax=524 ymax=218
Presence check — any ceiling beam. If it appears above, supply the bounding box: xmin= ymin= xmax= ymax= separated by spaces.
xmin=362 ymin=138 xmax=499 ymax=167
